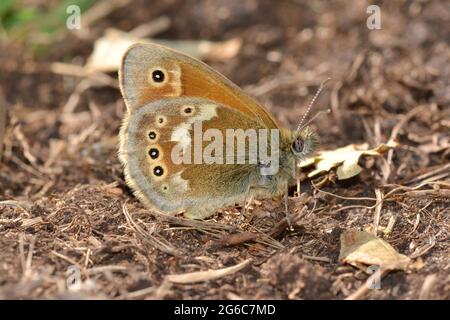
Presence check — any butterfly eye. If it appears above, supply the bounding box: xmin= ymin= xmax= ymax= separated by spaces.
xmin=152 ymin=70 xmax=165 ymax=83
xmin=292 ymin=137 xmax=304 ymax=153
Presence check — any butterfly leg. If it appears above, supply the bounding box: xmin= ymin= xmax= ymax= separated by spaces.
xmin=295 ymin=162 xmax=301 ymax=197
xmin=296 ymin=177 xmax=301 ymax=197
xmin=284 ymin=183 xmax=293 ymax=231
xmin=239 ymin=193 xmax=254 ymax=223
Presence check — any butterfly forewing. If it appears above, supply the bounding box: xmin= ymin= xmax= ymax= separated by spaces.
xmin=120 ymin=43 xmax=280 ymax=129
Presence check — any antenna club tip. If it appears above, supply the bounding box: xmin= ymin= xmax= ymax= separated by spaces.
xmin=321 ymin=78 xmax=332 ymax=86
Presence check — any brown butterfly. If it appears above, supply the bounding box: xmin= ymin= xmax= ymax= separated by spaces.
xmin=119 ymin=43 xmax=320 ymax=220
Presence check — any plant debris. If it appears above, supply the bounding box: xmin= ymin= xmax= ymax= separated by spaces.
xmin=0 ymin=0 xmax=448 ymax=300
xmin=339 ymin=229 xmax=411 ymax=271
xmin=299 ymin=140 xmax=398 ymax=180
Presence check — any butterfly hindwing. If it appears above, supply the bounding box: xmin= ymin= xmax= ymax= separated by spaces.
xmin=119 ymin=97 xmax=272 ymax=218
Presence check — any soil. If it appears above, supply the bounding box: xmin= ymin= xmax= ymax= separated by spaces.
xmin=0 ymin=0 xmax=449 ymax=299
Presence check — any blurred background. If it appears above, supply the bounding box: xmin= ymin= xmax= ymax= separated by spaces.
xmin=1 ymin=0 xmax=449 ymax=192
xmin=0 ymin=0 xmax=448 ymax=299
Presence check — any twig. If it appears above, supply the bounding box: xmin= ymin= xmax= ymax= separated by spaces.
xmin=401 ymin=189 xmax=450 ymax=198
xmin=387 ymin=105 xmax=428 ymax=169
xmin=383 ymin=181 xmax=449 ymax=200
xmin=129 ymin=16 xmax=171 ymax=38
xmin=345 ymin=51 xmax=366 ymax=83
xmin=122 ymin=203 xmax=181 ymax=256
xmin=410 ymin=236 xmax=436 ymax=259
xmin=49 ymin=63 xmax=118 ymax=86
xmin=0 ymin=200 xmax=31 ymax=216
xmin=302 ymin=255 xmax=332 ymax=263
xmin=121 ymin=285 xmax=155 ymax=299
xmin=418 ymin=274 xmax=437 ymax=300
xmin=13 ymin=124 xmax=38 ymax=166
xmin=165 ymin=259 xmax=252 ymax=284
xmin=216 ymin=232 xmax=260 ymax=247
xmin=331 ymin=205 xmax=375 ymax=214
xmin=330 ymin=80 xmax=344 ymax=131
xmin=382 ymin=211 xmax=397 ymax=236
xmin=345 ymin=268 xmax=389 ymax=300
xmin=82 ymin=0 xmax=132 ymax=27
xmin=312 ymin=181 xmax=377 ymax=202
xmin=86 ymin=265 xmax=127 ymax=275
xmin=51 ymin=250 xmax=81 ymax=267
xmin=268 ymin=206 xmax=308 ymax=239
xmin=146 ymin=210 xmax=236 ymax=233
xmin=62 ymin=79 xmax=92 ymax=114
xmin=373 ymin=188 xmax=383 ymax=235
xmin=403 ymin=163 xmax=450 ymax=185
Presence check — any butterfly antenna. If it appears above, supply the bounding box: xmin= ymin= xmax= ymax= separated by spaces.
xmin=299 ymin=109 xmax=331 ymax=130
xmin=295 ymin=78 xmax=331 ymax=133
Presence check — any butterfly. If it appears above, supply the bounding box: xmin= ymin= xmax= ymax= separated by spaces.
xmin=118 ymin=43 xmax=321 ymax=220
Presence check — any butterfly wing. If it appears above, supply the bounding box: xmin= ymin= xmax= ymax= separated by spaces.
xmin=119 ymin=42 xmax=279 ymax=130
xmin=119 ymin=97 xmax=273 ymax=218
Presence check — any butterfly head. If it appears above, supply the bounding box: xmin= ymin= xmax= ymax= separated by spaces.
xmin=290 ymin=79 xmax=330 ymax=161
xmin=291 ymin=127 xmax=319 ymax=160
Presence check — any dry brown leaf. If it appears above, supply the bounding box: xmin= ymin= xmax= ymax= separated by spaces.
xmin=339 ymin=230 xmax=410 ymax=271
xmin=165 ymin=259 xmax=251 ymax=284
xmin=299 ymin=140 xmax=398 ymax=180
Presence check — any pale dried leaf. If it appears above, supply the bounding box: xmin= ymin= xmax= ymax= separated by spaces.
xmin=299 ymin=140 xmax=397 ymax=180
xmin=86 ymin=29 xmax=241 ymax=72
xmin=339 ymin=230 xmax=410 ymax=271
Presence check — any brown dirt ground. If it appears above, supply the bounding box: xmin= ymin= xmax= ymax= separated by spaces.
xmin=0 ymin=0 xmax=449 ymax=299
